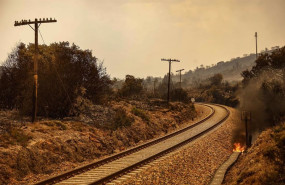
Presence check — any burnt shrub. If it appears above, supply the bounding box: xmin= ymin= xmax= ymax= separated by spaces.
xmin=118 ymin=75 xmax=144 ymax=98
xmin=0 ymin=127 xmax=32 ymax=147
xmin=109 ymin=109 xmax=134 ymax=130
xmin=171 ymin=88 xmax=190 ymax=103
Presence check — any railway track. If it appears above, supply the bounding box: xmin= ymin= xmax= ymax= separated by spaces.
xmin=35 ymin=103 xmax=229 ymax=185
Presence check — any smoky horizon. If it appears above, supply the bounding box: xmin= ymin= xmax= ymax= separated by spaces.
xmin=1 ymin=0 xmax=285 ymax=79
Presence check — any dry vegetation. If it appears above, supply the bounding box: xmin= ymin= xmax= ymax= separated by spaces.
xmin=223 ymin=122 xmax=285 ymax=185
xmin=0 ymin=100 xmax=199 ymax=185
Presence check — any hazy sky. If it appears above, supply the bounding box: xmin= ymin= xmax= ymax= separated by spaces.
xmin=1 ymin=0 xmax=285 ymax=78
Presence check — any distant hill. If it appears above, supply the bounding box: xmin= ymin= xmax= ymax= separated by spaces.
xmin=177 ymin=46 xmax=281 ymax=84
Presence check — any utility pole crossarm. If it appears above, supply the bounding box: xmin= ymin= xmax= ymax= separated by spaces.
xmin=161 ymin=58 xmax=180 ymax=62
xmin=14 ymin=17 xmax=57 ymax=123
xmin=14 ymin=18 xmax=57 ymax=26
xmin=161 ymin=58 xmax=181 ymax=103
xmin=176 ymin=69 xmax=184 ymax=73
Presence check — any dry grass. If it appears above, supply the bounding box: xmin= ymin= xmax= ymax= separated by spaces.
xmin=0 ymin=127 xmax=32 ymax=147
xmin=223 ymin=122 xmax=285 ymax=185
xmin=0 ymin=100 xmax=198 ymax=185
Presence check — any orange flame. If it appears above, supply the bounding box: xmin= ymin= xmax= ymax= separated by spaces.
xmin=233 ymin=143 xmax=245 ymax=152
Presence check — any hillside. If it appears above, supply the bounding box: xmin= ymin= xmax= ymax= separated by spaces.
xmin=176 ymin=46 xmax=281 ymax=85
xmin=223 ymin=122 xmax=285 ymax=185
xmin=0 ymin=100 xmax=202 ymax=185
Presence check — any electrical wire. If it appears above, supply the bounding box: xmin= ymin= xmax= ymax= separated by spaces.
xmin=38 ymin=29 xmax=45 ymax=45
xmin=38 ymin=29 xmax=73 ymax=108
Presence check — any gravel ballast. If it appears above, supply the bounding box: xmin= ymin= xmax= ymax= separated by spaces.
xmin=120 ymin=106 xmax=241 ymax=185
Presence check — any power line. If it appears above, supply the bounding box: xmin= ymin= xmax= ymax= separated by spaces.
xmin=51 ymin=60 xmax=74 ymax=108
xmin=176 ymin=69 xmax=184 ymax=89
xmin=14 ymin=18 xmax=57 ymax=122
xmin=39 ymin=29 xmax=45 ymax=44
xmin=161 ymin=58 xmax=180 ymax=103
xmin=34 ymin=26 xmax=73 ymax=110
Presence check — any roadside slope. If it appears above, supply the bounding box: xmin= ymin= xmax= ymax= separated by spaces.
xmin=223 ymin=122 xmax=285 ymax=185
xmin=0 ymin=101 xmax=206 ymax=185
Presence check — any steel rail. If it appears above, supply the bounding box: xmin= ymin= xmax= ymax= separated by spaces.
xmin=35 ymin=103 xmax=225 ymax=185
xmin=90 ymin=104 xmax=230 ymax=184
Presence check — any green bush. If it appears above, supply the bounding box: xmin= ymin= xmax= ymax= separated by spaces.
xmin=131 ymin=107 xmax=149 ymax=122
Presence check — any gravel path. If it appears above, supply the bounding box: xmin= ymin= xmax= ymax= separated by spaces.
xmin=119 ymin=106 xmax=241 ymax=185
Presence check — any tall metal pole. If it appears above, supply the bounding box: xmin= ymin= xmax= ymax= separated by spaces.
xmin=255 ymin=32 xmax=258 ymax=60
xmin=161 ymin=58 xmax=180 ymax=103
xmin=14 ymin=18 xmax=57 ymax=122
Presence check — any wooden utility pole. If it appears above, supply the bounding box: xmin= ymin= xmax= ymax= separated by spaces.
xmin=161 ymin=58 xmax=180 ymax=103
xmin=153 ymin=80 xmax=156 ymax=95
xmin=255 ymin=32 xmax=258 ymax=59
xmin=14 ymin=18 xmax=57 ymax=122
xmin=176 ymin=69 xmax=184 ymax=89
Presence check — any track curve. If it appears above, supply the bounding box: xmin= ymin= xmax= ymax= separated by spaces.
xmin=35 ymin=103 xmax=229 ymax=185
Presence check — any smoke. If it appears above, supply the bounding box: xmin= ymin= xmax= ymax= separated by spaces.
xmin=233 ymin=68 xmax=285 ymax=144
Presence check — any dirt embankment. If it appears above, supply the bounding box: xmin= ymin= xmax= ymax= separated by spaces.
xmin=0 ymin=100 xmax=205 ymax=185
xmin=223 ymin=122 xmax=285 ymax=185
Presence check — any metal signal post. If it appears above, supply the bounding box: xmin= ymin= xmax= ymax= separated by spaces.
xmin=14 ymin=18 xmax=57 ymax=122
xmin=161 ymin=58 xmax=180 ymax=103
xmin=241 ymin=111 xmax=251 ymax=147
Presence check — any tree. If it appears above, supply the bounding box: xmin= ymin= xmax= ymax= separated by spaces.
xmin=156 ymin=73 xmax=174 ymax=99
xmin=209 ymin=73 xmax=223 ymax=86
xmin=242 ymin=47 xmax=285 ymax=85
xmin=240 ymin=46 xmax=285 ymax=126
xmin=0 ymin=42 xmax=112 ymax=117
xmin=119 ymin=75 xmax=143 ymax=97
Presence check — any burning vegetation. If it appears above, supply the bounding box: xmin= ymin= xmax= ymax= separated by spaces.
xmin=232 ymin=46 xmax=285 ymax=147
xmin=224 ymin=123 xmax=285 ymax=185
xmin=225 ymin=46 xmax=285 ymax=184
xmin=232 ymin=143 xmax=245 ymax=152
